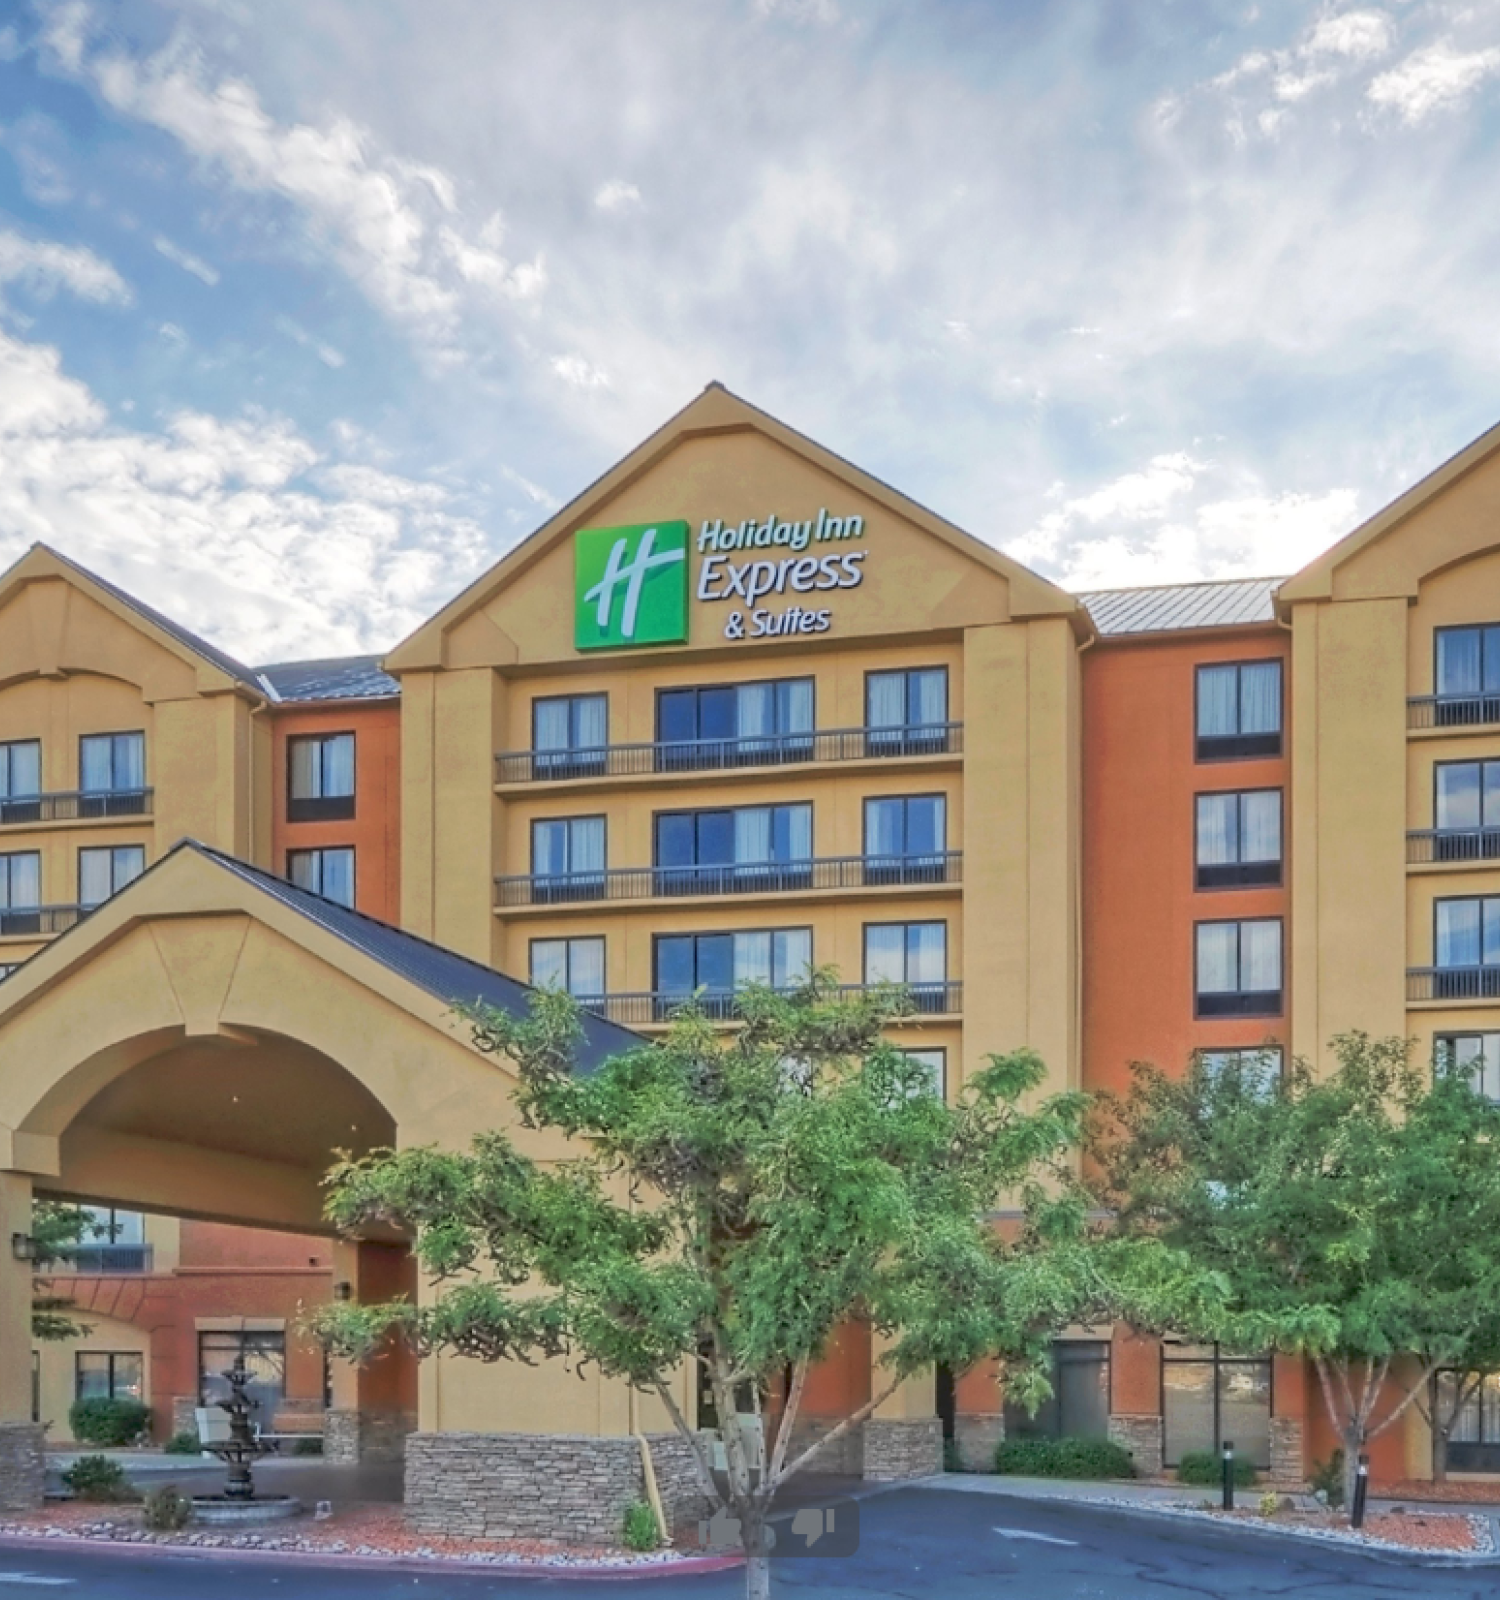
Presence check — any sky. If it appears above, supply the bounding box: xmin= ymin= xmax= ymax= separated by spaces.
xmin=0 ymin=0 xmax=1498 ymax=663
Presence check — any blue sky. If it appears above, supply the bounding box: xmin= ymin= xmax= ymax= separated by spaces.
xmin=0 ymin=0 xmax=1498 ymax=661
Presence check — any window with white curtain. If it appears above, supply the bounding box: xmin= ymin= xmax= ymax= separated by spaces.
xmin=863 ymin=922 xmax=949 ymax=1010
xmin=652 ymin=804 xmax=812 ymax=892
xmin=530 ymin=937 xmax=606 ymax=1000
xmin=78 ymin=846 xmax=145 ymax=909
xmin=532 ymin=695 xmax=608 ymax=777
xmin=1195 ymin=919 xmax=1282 ymax=1016
xmin=531 ymin=816 xmax=607 ymax=896
xmin=0 ymin=740 xmax=42 ymax=826
xmin=1434 ymin=763 xmax=1500 ymax=859
xmin=287 ymin=846 xmax=356 ymax=908
xmin=865 ymin=667 xmax=950 ymax=753
xmin=0 ymin=852 xmax=41 ymax=912
xmin=287 ymin=733 xmax=355 ymax=820
xmin=79 ymin=732 xmax=147 ymax=817
xmin=1195 ymin=662 xmax=1282 ymax=759
xmin=654 ymin=929 xmax=812 ymax=1010
xmin=1195 ymin=790 xmax=1281 ymax=888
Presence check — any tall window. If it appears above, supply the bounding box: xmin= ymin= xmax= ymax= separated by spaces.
xmin=533 ymin=694 xmax=608 ymax=779
xmin=1198 ymin=1047 xmax=1283 ymax=1098
xmin=864 ymin=795 xmax=947 ymax=884
xmin=1436 ymin=1371 xmax=1500 ymax=1472
xmin=1195 ymin=662 xmax=1281 ymax=760
xmin=0 ymin=851 xmax=41 ymax=935
xmin=653 ymin=804 xmax=812 ymax=893
xmin=1162 ymin=1343 xmax=1271 ymax=1470
xmin=1195 ymin=919 xmax=1282 ymax=1016
xmin=1004 ymin=1340 xmax=1110 ymax=1442
xmin=529 ymin=937 xmax=606 ymax=1000
xmin=199 ymin=1329 xmax=285 ymax=1420
xmin=1434 ymin=897 xmax=1500 ymax=999
xmin=865 ymin=667 xmax=949 ymax=754
xmin=531 ymin=816 xmax=607 ymax=902
xmin=656 ymin=679 xmax=814 ymax=769
xmin=864 ymin=921 xmax=947 ymax=1011
xmin=287 ymin=733 xmax=355 ymax=822
xmin=1434 ymin=761 xmax=1500 ymax=859
xmin=75 ymin=1352 xmax=143 ymax=1403
xmin=287 ymin=847 xmax=355 ymax=908
xmin=1436 ymin=624 xmax=1500 ymax=719
xmin=655 ymin=929 xmax=812 ymax=1014
xmin=0 ymin=740 xmax=41 ymax=825
xmin=78 ymin=846 xmax=145 ymax=908
xmin=900 ymin=1048 xmax=948 ymax=1099
xmin=1436 ymin=1033 xmax=1500 ymax=1100
xmin=72 ymin=1207 xmax=149 ymax=1272
xmin=79 ymin=732 xmax=147 ymax=817
xmin=1195 ymin=791 xmax=1282 ymax=888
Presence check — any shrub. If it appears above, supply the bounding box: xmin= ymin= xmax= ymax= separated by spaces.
xmin=1259 ymin=1489 xmax=1282 ymax=1518
xmin=1310 ymin=1449 xmax=1345 ymax=1509
xmin=993 ymin=1436 xmax=1135 ymax=1480
xmin=942 ymin=1437 xmax=966 ymax=1474
xmin=68 ymin=1397 xmax=152 ymax=1449
xmin=621 ymin=1500 xmax=660 ymax=1551
xmin=142 ymin=1485 xmax=192 ymax=1532
xmin=62 ymin=1454 xmax=131 ymax=1502
xmin=1175 ymin=1450 xmax=1257 ymax=1488
xmin=292 ymin=1436 xmax=323 ymax=1457
xmin=162 ymin=1432 xmax=200 ymax=1456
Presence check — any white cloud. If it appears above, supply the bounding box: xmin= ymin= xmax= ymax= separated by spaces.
xmin=153 ymin=234 xmax=220 ymax=286
xmin=753 ymin=0 xmax=840 ymax=23
xmin=0 ymin=228 xmax=130 ymax=306
xmin=551 ymin=353 xmax=610 ymax=389
xmin=594 ymin=180 xmax=641 ymax=212
xmin=1368 ymin=41 xmax=1500 ymax=123
xmin=274 ymin=313 xmax=345 ymax=369
xmin=1305 ymin=11 xmax=1395 ymax=62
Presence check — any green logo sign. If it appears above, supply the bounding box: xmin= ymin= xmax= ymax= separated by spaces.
xmin=574 ymin=521 xmax=689 ymax=650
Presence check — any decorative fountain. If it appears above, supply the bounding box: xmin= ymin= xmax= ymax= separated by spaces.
xmin=190 ymin=1355 xmax=302 ymax=1525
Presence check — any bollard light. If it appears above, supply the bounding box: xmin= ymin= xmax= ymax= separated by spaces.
xmin=1351 ymin=1452 xmax=1370 ymax=1530
xmin=1221 ymin=1439 xmax=1236 ymax=1512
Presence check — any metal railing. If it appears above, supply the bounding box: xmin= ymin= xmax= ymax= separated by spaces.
xmin=0 ymin=789 xmax=153 ymax=826
xmin=495 ymin=724 xmax=964 ymax=784
xmin=496 ymin=851 xmax=964 ymax=907
xmin=0 ymin=905 xmax=83 ymax=938
xmin=1408 ymin=966 xmax=1500 ymax=1002
xmin=579 ymin=980 xmax=964 ymax=1026
xmin=60 ymin=1244 xmax=154 ymax=1274
xmin=1408 ymin=828 xmax=1500 ymax=865
xmin=1408 ymin=695 xmax=1500 ymax=731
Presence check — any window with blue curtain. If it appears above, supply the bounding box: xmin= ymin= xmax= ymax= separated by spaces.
xmin=653 ymin=804 xmax=812 ymax=892
xmin=655 ymin=679 xmax=813 ymax=770
xmin=1195 ymin=663 xmax=1281 ymax=759
xmin=863 ymin=794 xmax=947 ymax=883
xmin=654 ymin=928 xmax=812 ymax=1016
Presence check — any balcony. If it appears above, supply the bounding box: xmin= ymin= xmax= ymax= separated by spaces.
xmin=579 ymin=980 xmax=963 ymax=1027
xmin=0 ymin=905 xmax=84 ymax=938
xmin=1408 ymin=828 xmax=1500 ymax=865
xmin=61 ymin=1244 xmax=154 ymax=1274
xmin=495 ymin=724 xmax=964 ymax=785
xmin=1409 ymin=694 xmax=1500 ymax=731
xmin=1408 ymin=966 xmax=1500 ymax=1003
xmin=495 ymin=852 xmax=964 ymax=908
xmin=0 ymin=789 xmax=153 ymax=826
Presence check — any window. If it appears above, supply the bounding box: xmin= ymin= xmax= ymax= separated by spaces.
xmin=1434 ymin=625 xmax=1500 ymax=725
xmin=71 ymin=1207 xmax=150 ymax=1272
xmin=653 ymin=804 xmax=812 ymax=894
xmin=0 ymin=965 xmax=16 ymax=982
xmin=655 ymin=929 xmax=812 ymax=1016
xmin=0 ymin=851 xmax=41 ymax=936
xmin=79 ymin=732 xmax=147 ymax=817
xmin=287 ymin=847 xmax=355 ymax=908
xmin=1162 ymin=1343 xmax=1271 ymax=1470
xmin=1195 ymin=791 xmax=1282 ymax=888
xmin=0 ymin=740 xmax=41 ymax=825
xmin=656 ymin=679 xmax=813 ymax=769
xmin=199 ymin=1329 xmax=285 ymax=1420
xmin=1434 ymin=897 xmax=1500 ymax=999
xmin=287 ymin=733 xmax=355 ymax=822
xmin=900 ymin=1048 xmax=947 ymax=1099
xmin=1195 ymin=919 xmax=1282 ymax=1017
xmin=75 ymin=1352 xmax=143 ymax=1403
xmin=865 ymin=667 xmax=949 ymax=754
xmin=531 ymin=816 xmax=607 ymax=902
xmin=863 ymin=794 xmax=947 ymax=884
xmin=1437 ymin=1371 xmax=1500 ymax=1472
xmin=1436 ymin=1034 xmax=1500 ymax=1099
xmin=864 ymin=922 xmax=948 ymax=1012
xmin=1003 ymin=1340 xmax=1110 ymax=1442
xmin=78 ymin=846 xmax=145 ymax=909
xmin=530 ymin=937 xmax=606 ymax=1000
xmin=533 ymin=694 xmax=608 ymax=779
xmin=1198 ymin=1047 xmax=1283 ymax=1095
xmin=1195 ymin=662 xmax=1282 ymax=760
xmin=1433 ymin=762 xmax=1500 ymax=859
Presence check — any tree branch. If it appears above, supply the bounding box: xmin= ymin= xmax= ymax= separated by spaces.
xmin=652 ymin=1378 xmax=723 ymax=1513
xmin=773 ymin=1377 xmax=904 ymax=1488
xmin=1369 ymin=1355 xmax=1447 ymax=1440
xmin=767 ymin=1355 xmax=809 ymax=1488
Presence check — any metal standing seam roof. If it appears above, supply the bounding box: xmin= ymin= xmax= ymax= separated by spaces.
xmin=255 ymin=656 xmax=401 ymax=703
xmin=1076 ymin=577 xmax=1286 ymax=637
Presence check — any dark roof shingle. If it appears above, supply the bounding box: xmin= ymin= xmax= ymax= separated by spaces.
xmin=256 ymin=656 xmax=400 ymax=703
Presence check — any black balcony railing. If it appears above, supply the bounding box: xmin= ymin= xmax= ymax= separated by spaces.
xmin=1195 ymin=989 xmax=1283 ymax=1018
xmin=1408 ymin=694 xmax=1500 ymax=731
xmin=0 ymin=789 xmax=153 ymax=826
xmin=1408 ymin=966 xmax=1500 ymax=1002
xmin=495 ymin=724 xmax=964 ymax=784
xmin=1195 ymin=860 xmax=1283 ymax=890
xmin=1408 ymin=828 xmax=1500 ymax=865
xmin=61 ymin=1244 xmax=154 ymax=1274
xmin=496 ymin=851 xmax=964 ymax=907
xmin=0 ymin=905 xmax=83 ymax=938
xmin=578 ymin=980 xmax=964 ymax=1026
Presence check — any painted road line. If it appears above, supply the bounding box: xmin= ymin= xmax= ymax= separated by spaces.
xmin=993 ymin=1527 xmax=1079 ymax=1547
xmin=0 ymin=1576 xmax=76 ymax=1586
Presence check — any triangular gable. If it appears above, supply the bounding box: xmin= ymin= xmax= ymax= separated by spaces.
xmin=386 ymin=383 xmax=1084 ymax=671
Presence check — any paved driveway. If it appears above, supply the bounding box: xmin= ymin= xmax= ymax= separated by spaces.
xmin=1 ymin=1487 xmax=1496 ymax=1597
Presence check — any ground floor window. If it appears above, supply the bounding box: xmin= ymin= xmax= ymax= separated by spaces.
xmin=1003 ymin=1340 xmax=1111 ymax=1441
xmin=1437 ymin=1371 xmax=1500 ymax=1472
xmin=199 ymin=1330 xmax=286 ymax=1422
xmin=75 ymin=1352 xmax=143 ymax=1402
xmin=1162 ymin=1343 xmax=1271 ymax=1469
xmin=1435 ymin=1033 xmax=1500 ymax=1099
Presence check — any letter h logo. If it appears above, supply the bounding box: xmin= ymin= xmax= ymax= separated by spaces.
xmin=575 ymin=521 xmax=689 ymax=649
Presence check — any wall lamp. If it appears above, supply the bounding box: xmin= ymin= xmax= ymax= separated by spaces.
xmin=333 ymin=1281 xmax=354 ymax=1302
xmin=10 ymin=1233 xmax=36 ymax=1263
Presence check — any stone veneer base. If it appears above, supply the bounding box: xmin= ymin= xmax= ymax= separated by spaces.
xmin=324 ymin=1409 xmax=416 ymax=1465
xmin=863 ymin=1417 xmax=944 ymax=1481
xmin=1269 ymin=1415 xmax=1305 ymax=1485
xmin=0 ymin=1423 xmax=43 ymax=1512
xmin=952 ymin=1414 xmax=1004 ymax=1473
xmin=1108 ymin=1414 xmax=1163 ymax=1478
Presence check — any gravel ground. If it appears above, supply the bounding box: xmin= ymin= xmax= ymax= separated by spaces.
xmin=1377 ymin=1476 xmax=1500 ymax=1504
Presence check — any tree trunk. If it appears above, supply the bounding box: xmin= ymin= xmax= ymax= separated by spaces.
xmin=745 ymin=1550 xmax=772 ymax=1600
xmin=1342 ymin=1432 xmax=1362 ymax=1513
xmin=1433 ymin=1425 xmax=1449 ymax=1484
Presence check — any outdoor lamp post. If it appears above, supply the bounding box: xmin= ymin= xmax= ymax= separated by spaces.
xmin=1221 ymin=1440 xmax=1236 ymax=1511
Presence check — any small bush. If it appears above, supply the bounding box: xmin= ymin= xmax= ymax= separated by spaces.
xmin=68 ymin=1397 xmax=152 ymax=1448
xmin=292 ymin=1436 xmax=323 ymax=1457
xmin=1175 ymin=1450 xmax=1257 ymax=1488
xmin=994 ymin=1436 xmax=1135 ymax=1480
xmin=142 ymin=1485 xmax=192 ymax=1532
xmin=621 ymin=1500 xmax=660 ymax=1551
xmin=62 ymin=1454 xmax=131 ymax=1502
xmin=1258 ymin=1489 xmax=1282 ymax=1518
xmin=162 ymin=1432 xmax=200 ymax=1456
xmin=1310 ymin=1449 xmax=1345 ymax=1509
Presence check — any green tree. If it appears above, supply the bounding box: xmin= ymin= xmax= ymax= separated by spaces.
xmin=311 ymin=978 xmax=1218 ymax=1600
xmin=31 ymin=1200 xmax=94 ymax=1343
xmin=1093 ymin=1034 xmax=1500 ymax=1510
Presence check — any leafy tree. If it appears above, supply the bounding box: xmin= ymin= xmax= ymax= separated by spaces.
xmin=1093 ymin=1033 xmax=1500 ymax=1509
xmin=311 ymin=978 xmax=1220 ymax=1600
xmin=31 ymin=1201 xmax=94 ymax=1343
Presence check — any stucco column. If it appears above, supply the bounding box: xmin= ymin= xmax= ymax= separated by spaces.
xmin=952 ymin=1357 xmax=1004 ymax=1473
xmin=864 ymin=1330 xmax=941 ymax=1480
xmin=323 ymin=1239 xmax=420 ymax=1464
xmin=0 ymin=1172 xmax=43 ymax=1508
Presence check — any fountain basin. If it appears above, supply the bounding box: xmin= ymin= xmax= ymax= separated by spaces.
xmin=190 ymin=1495 xmax=302 ymax=1526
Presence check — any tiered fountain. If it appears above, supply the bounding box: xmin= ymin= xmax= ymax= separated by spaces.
xmin=191 ymin=1354 xmax=302 ymax=1524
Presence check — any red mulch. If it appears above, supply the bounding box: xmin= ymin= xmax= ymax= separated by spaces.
xmin=1376 ymin=1477 xmax=1500 ymax=1506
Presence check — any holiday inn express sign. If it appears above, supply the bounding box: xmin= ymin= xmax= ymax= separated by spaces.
xmin=574 ymin=510 xmax=868 ymax=650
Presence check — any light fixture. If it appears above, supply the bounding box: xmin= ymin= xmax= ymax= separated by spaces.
xmin=333 ymin=1281 xmax=353 ymax=1302
xmin=10 ymin=1233 xmax=36 ymax=1263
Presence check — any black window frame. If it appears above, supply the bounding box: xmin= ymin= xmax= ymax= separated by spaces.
xmin=1193 ymin=788 xmax=1283 ymax=890
xmin=529 ymin=815 xmax=608 ymax=903
xmin=651 ymin=803 xmax=813 ymax=895
xmin=77 ymin=844 xmax=146 ymax=909
xmin=286 ymin=732 xmax=356 ymax=823
xmin=531 ymin=693 xmax=609 ymax=779
xmin=1432 ymin=895 xmax=1500 ymax=999
xmin=0 ymin=739 xmax=42 ymax=825
xmin=862 ymin=792 xmax=948 ymax=885
xmin=74 ymin=1350 xmax=144 ymax=1403
xmin=197 ymin=1328 xmax=286 ymax=1414
xmin=78 ymin=730 xmax=148 ymax=817
xmin=862 ymin=919 xmax=949 ymax=1012
xmin=527 ymin=935 xmax=606 ymax=999
xmin=0 ymin=850 xmax=42 ymax=936
xmin=653 ymin=677 xmax=816 ymax=771
xmin=1160 ymin=1342 xmax=1273 ymax=1470
xmin=652 ymin=926 xmax=814 ymax=1016
xmin=898 ymin=1046 xmax=949 ymax=1100
xmin=1003 ymin=1338 xmax=1112 ymax=1443
xmin=286 ymin=845 xmax=356 ymax=908
xmin=1435 ymin=1032 xmax=1500 ymax=1099
xmin=864 ymin=666 xmax=951 ymax=756
xmin=1432 ymin=624 xmax=1500 ymax=726
xmin=1193 ymin=917 xmax=1283 ymax=1018
xmin=1194 ymin=660 xmax=1283 ymax=762
xmin=1432 ymin=758 xmax=1500 ymax=860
